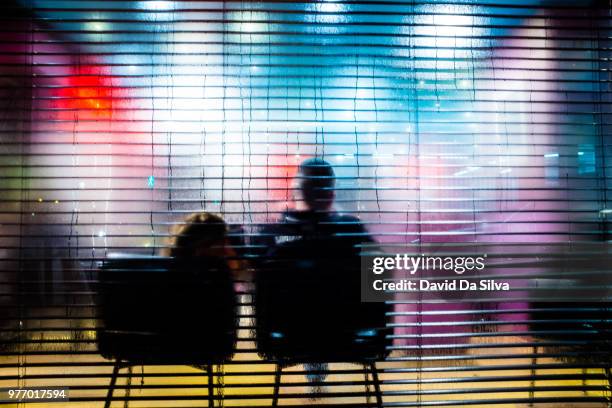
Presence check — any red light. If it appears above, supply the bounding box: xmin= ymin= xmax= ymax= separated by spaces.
xmin=54 ymin=65 xmax=114 ymax=119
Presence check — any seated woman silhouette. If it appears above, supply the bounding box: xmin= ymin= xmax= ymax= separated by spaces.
xmin=99 ymin=212 xmax=241 ymax=368
xmin=163 ymin=212 xmax=241 ymax=264
xmin=160 ymin=212 xmax=243 ymax=360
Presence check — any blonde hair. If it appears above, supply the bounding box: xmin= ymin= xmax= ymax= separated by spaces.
xmin=162 ymin=212 xmax=228 ymax=258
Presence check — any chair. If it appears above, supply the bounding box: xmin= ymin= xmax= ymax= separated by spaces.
xmin=255 ymin=245 xmax=391 ymax=407
xmin=98 ymin=254 xmax=237 ymax=408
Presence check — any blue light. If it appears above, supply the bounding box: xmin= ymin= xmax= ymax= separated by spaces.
xmin=356 ymin=329 xmax=377 ymax=337
xmin=147 ymin=175 xmax=155 ymax=188
xmin=270 ymin=332 xmax=284 ymax=339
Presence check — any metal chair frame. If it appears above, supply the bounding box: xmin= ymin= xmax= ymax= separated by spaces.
xmin=270 ymin=360 xmax=383 ymax=407
xmin=105 ymin=361 xmax=221 ymax=408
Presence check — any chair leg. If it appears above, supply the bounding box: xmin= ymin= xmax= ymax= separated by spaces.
xmin=105 ymin=361 xmax=121 ymax=408
xmin=363 ymin=364 xmax=372 ymax=406
xmin=207 ymin=364 xmax=214 ymax=408
xmin=369 ymin=362 xmax=383 ymax=408
xmin=124 ymin=366 xmax=133 ymax=408
xmin=272 ymin=364 xmax=282 ymax=407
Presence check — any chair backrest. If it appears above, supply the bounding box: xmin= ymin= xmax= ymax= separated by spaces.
xmin=255 ymin=233 xmax=391 ymax=364
xmin=98 ymin=254 xmax=237 ymax=365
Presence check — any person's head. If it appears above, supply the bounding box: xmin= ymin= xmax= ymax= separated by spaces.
xmin=163 ymin=212 xmax=248 ymax=281
xmin=294 ymin=158 xmax=336 ymax=211
xmin=164 ymin=212 xmax=230 ymax=259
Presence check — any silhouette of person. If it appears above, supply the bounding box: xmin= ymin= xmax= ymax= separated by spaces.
xmin=161 ymin=212 xmax=244 ymax=358
xmin=163 ymin=212 xmax=243 ymax=266
xmin=255 ymin=157 xmax=375 ymax=256
xmin=255 ymin=158 xmax=380 ymax=392
xmin=100 ymin=212 xmax=242 ymax=368
xmin=162 ymin=211 xmax=250 ymax=282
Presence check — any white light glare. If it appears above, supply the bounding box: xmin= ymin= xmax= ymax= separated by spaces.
xmin=241 ymin=23 xmax=259 ymax=33
xmin=318 ymin=1 xmax=343 ymax=13
xmin=141 ymin=1 xmax=174 ymax=11
xmin=86 ymin=22 xmax=108 ymax=32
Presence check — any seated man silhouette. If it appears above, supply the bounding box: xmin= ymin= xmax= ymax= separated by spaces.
xmin=258 ymin=157 xmax=375 ymax=256
xmin=255 ymin=158 xmax=382 ymax=388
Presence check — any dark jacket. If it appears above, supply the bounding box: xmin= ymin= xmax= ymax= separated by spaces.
xmin=254 ymin=209 xmax=375 ymax=260
xmin=253 ymin=210 xmax=388 ymax=362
